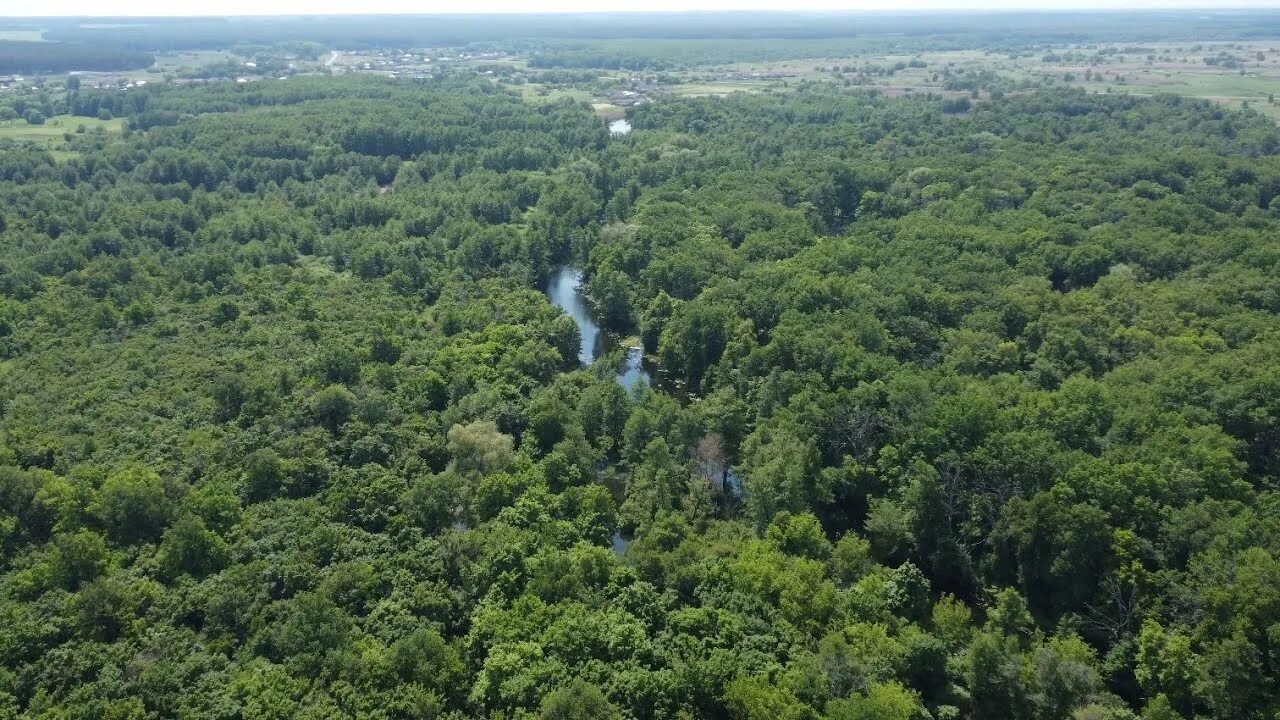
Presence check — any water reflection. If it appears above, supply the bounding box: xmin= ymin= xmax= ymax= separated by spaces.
xmin=725 ymin=468 xmax=742 ymax=498
xmin=608 ymin=118 xmax=631 ymax=136
xmin=546 ymin=266 xmax=599 ymax=366
xmin=546 ymin=266 xmax=653 ymax=556
xmin=545 ymin=266 xmax=650 ymax=391
xmin=699 ymin=459 xmax=744 ymax=500
xmin=616 ymin=346 xmax=648 ymax=392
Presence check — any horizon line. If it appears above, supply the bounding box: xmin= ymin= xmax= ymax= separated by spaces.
xmin=5 ymin=5 xmax=1280 ymax=20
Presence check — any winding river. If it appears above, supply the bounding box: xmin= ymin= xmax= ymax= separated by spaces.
xmin=545 ymin=266 xmax=740 ymax=552
xmin=546 ymin=265 xmax=648 ymax=556
xmin=546 ymin=266 xmax=650 ymax=391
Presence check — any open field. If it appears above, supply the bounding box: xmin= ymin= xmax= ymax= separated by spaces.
xmin=0 ymin=115 xmax=121 ymax=141
xmin=2 ymin=23 xmax=1278 ymax=126
xmin=1020 ymin=42 xmax=1280 ymax=117
xmin=148 ymin=50 xmax=235 ymax=73
xmin=513 ymin=84 xmax=593 ymax=103
xmin=675 ymin=41 xmax=1280 ymax=117
xmin=591 ymin=102 xmax=626 ymax=120
xmin=0 ymin=115 xmax=124 ymax=157
xmin=668 ymin=81 xmax=780 ymax=97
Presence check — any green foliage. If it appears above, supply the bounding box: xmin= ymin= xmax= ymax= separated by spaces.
xmin=539 ymin=679 xmax=622 ymax=720
xmin=0 ymin=64 xmax=1278 ymax=720
xmin=724 ymin=676 xmax=812 ymax=720
xmin=447 ymin=420 xmax=515 ymax=478
xmin=827 ymin=681 xmax=925 ymax=720
xmin=310 ymin=384 xmax=356 ymax=434
xmin=97 ymin=468 xmax=180 ymax=544
xmin=741 ymin=426 xmax=821 ymax=528
xmin=157 ymin=514 xmax=229 ymax=579
xmin=766 ymin=512 xmax=832 ymax=560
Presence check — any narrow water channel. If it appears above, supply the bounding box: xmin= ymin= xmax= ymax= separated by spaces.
xmin=545 ymin=266 xmax=742 ymax=553
xmin=546 ymin=265 xmax=648 ymax=556
xmin=545 ymin=265 xmax=650 ymax=392
xmin=546 ymin=266 xmax=600 ymax=367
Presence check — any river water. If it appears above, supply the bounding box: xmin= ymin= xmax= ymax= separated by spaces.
xmin=547 ymin=266 xmax=600 ymax=367
xmin=546 ymin=266 xmax=649 ymax=391
xmin=546 ymin=265 xmax=648 ymax=555
xmin=546 ymin=266 xmax=745 ymax=553
xmin=608 ymin=118 xmax=632 ymax=136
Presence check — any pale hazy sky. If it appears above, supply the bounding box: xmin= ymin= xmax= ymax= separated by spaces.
xmin=2 ymin=0 xmax=1277 ymax=18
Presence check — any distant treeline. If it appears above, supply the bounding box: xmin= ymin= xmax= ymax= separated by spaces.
xmin=527 ymin=39 xmax=874 ymax=71
xmin=34 ymin=10 xmax=1280 ymax=52
xmin=0 ymin=40 xmax=153 ymax=75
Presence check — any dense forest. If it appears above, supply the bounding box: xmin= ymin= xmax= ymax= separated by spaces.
xmin=31 ymin=10 xmax=1280 ymax=53
xmin=0 ymin=41 xmax=154 ymax=75
xmin=1 ymin=72 xmax=1280 ymax=720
